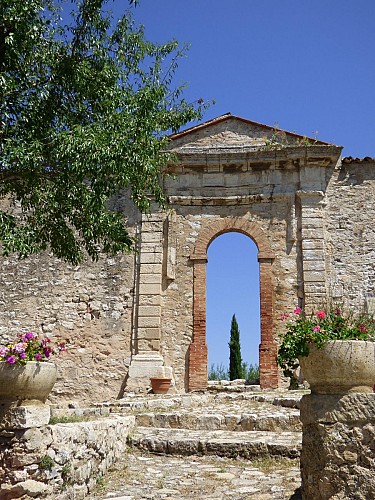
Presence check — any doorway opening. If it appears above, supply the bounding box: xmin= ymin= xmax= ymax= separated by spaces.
xmin=188 ymin=216 xmax=278 ymax=391
xmin=206 ymin=232 xmax=260 ymax=381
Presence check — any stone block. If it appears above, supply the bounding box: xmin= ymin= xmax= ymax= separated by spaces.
xmin=302 ymin=250 xmax=325 ymax=261
xmin=140 ymin=264 xmax=162 ymax=275
xmin=1 ymin=401 xmax=51 ymax=430
xmin=139 ymin=295 xmax=162 ymax=306
xmin=138 ymin=306 xmax=161 ymax=317
xmin=303 ymin=270 xmax=326 ymax=282
xmin=302 ymin=260 xmax=325 ymax=272
xmin=300 ymin=393 xmax=375 ymax=499
xmin=140 ymin=252 xmax=163 ymax=265
xmin=137 ymin=316 xmax=160 ymax=328
xmin=137 ymin=327 xmax=160 ymax=340
xmin=138 ymin=283 xmax=161 ymax=295
xmin=301 ymin=228 xmax=324 ymax=240
xmin=0 ymin=480 xmax=52 ymax=498
xmin=139 ymin=273 xmax=162 ymax=284
xmin=140 ymin=231 xmax=162 ymax=243
xmin=301 ymin=239 xmax=324 ymax=250
xmin=127 ymin=353 xmax=165 ymax=378
xmin=300 ymin=393 xmax=375 ymax=425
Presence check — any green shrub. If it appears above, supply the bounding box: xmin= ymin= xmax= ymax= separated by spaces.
xmin=39 ymin=455 xmax=54 ymax=470
xmin=242 ymin=362 xmax=259 ymax=381
xmin=208 ymin=363 xmax=229 ymax=380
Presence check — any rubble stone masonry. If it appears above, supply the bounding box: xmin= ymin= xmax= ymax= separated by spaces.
xmin=0 ymin=116 xmax=374 ymax=402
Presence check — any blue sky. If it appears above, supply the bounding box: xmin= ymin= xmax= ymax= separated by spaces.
xmin=113 ymin=0 xmax=375 ymax=369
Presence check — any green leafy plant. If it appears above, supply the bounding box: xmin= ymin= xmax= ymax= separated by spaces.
xmin=39 ymin=455 xmax=55 ymax=470
xmin=61 ymin=462 xmax=72 ymax=487
xmin=277 ymin=306 xmax=375 ymax=379
xmin=243 ymin=362 xmax=259 ymax=381
xmin=208 ymin=363 xmax=229 ymax=381
xmin=0 ymin=0 xmax=209 ymax=264
xmin=0 ymin=332 xmax=66 ymax=365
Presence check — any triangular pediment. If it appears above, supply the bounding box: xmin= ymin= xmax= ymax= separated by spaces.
xmin=168 ymin=113 xmax=330 ymax=153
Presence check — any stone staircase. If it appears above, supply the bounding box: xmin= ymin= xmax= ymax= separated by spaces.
xmin=98 ymin=390 xmax=305 ymax=461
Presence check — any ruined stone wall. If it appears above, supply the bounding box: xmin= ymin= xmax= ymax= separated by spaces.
xmin=0 ymin=196 xmax=139 ymax=405
xmin=1 ymin=113 xmax=374 ymax=399
xmin=325 ymin=159 xmax=375 ymax=311
xmin=300 ymin=393 xmax=375 ymax=499
xmin=0 ymin=415 xmax=135 ymax=498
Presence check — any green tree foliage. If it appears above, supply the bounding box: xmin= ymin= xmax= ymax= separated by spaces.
xmin=0 ymin=0 xmax=206 ymax=264
xmin=228 ymin=314 xmax=243 ymax=380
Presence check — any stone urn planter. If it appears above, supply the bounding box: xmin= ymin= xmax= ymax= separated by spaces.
xmin=299 ymin=340 xmax=375 ymax=395
xmin=150 ymin=377 xmax=172 ymax=394
xmin=0 ymin=361 xmax=58 ymax=403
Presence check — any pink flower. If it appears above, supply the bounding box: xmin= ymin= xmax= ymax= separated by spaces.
xmin=35 ymin=353 xmax=43 ymax=361
xmin=5 ymin=355 xmax=16 ymax=364
xmin=0 ymin=347 xmax=9 ymax=356
xmin=313 ymin=325 xmax=321 ymax=332
xmin=14 ymin=342 xmax=26 ymax=354
xmin=19 ymin=352 xmax=26 ymax=359
xmin=24 ymin=332 xmax=36 ymax=340
xmin=294 ymin=307 xmax=301 ymax=315
xmin=317 ymin=310 xmax=326 ymax=319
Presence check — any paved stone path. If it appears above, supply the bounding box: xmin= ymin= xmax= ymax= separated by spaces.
xmin=88 ymin=389 xmax=305 ymax=499
xmin=90 ymin=449 xmax=302 ymax=499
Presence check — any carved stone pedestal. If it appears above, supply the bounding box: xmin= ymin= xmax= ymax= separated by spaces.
xmin=300 ymin=393 xmax=375 ymax=499
xmin=126 ymin=353 xmax=174 ymax=392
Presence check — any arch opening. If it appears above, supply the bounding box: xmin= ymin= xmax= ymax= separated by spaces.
xmin=188 ymin=217 xmax=278 ymax=391
xmin=206 ymin=232 xmax=260 ymax=381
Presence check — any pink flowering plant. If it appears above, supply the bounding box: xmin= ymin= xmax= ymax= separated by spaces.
xmin=277 ymin=306 xmax=375 ymax=379
xmin=0 ymin=332 xmax=66 ymax=366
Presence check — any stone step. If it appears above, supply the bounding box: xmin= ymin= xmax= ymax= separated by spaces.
xmin=134 ymin=408 xmax=301 ymax=432
xmin=94 ymin=390 xmax=307 ymax=413
xmin=128 ymin=427 xmax=302 ymax=460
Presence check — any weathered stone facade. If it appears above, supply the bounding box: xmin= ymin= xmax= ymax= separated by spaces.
xmin=0 ymin=114 xmax=374 ymax=403
xmin=300 ymin=393 xmax=375 ymax=499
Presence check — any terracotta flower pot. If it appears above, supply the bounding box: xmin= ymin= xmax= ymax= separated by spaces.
xmin=0 ymin=361 xmax=57 ymax=403
xmin=299 ymin=340 xmax=375 ymax=395
xmin=150 ymin=377 xmax=172 ymax=394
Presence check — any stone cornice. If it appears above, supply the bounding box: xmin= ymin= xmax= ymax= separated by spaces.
xmin=168 ymin=193 xmax=295 ymax=206
xmin=167 ymin=144 xmax=342 ymax=164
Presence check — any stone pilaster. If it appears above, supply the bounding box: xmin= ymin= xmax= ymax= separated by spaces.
xmin=300 ymin=393 xmax=375 ymax=499
xmin=127 ymin=212 xmax=174 ymax=392
xmin=297 ymin=190 xmax=327 ymax=309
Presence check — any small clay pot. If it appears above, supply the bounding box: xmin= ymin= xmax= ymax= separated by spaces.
xmin=150 ymin=377 xmax=172 ymax=394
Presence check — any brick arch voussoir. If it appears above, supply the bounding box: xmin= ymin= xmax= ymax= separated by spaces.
xmin=192 ymin=217 xmax=274 ymax=260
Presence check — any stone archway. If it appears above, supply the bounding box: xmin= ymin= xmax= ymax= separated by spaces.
xmin=189 ymin=217 xmax=277 ymax=391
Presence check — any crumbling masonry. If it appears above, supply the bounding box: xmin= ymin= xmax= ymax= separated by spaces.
xmin=0 ymin=114 xmax=374 ymax=403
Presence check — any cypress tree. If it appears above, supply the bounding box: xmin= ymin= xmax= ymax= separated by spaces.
xmin=229 ymin=314 xmax=243 ymax=380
